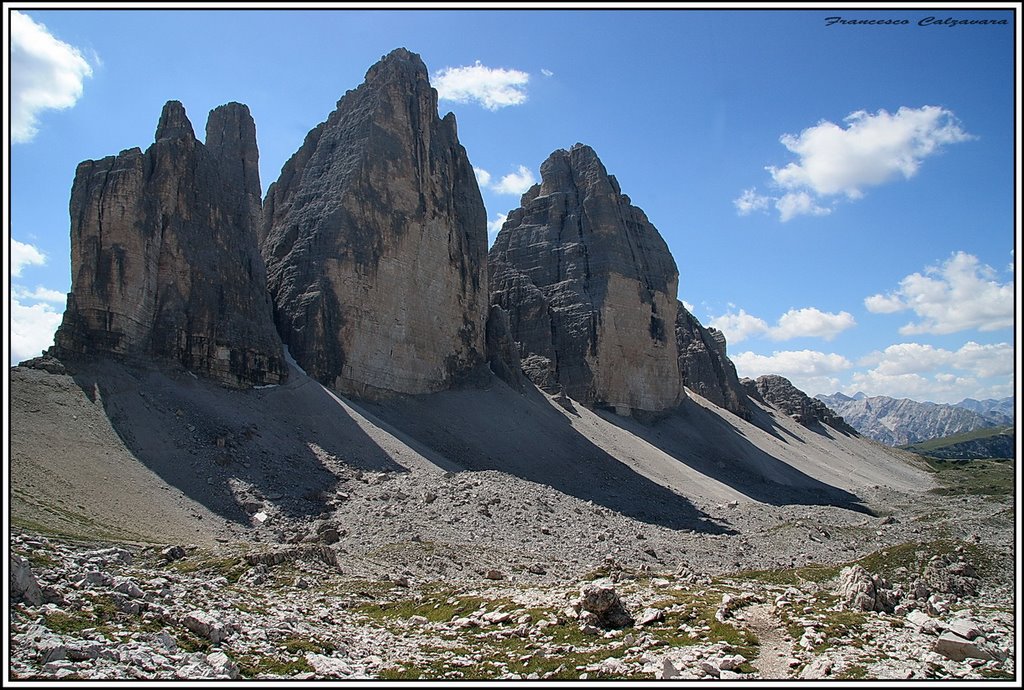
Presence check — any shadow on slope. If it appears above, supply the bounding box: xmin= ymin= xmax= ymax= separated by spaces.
xmin=365 ymin=380 xmax=733 ymax=534
xmin=70 ymin=358 xmax=406 ymax=526
xmin=599 ymin=395 xmax=873 ymax=515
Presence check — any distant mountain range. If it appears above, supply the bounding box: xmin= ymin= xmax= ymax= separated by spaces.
xmin=814 ymin=393 xmax=1015 ymax=447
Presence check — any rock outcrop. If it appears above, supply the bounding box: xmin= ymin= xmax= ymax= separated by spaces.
xmin=743 ymin=375 xmax=855 ymax=434
xmin=675 ymin=303 xmax=750 ymax=420
xmin=261 ymin=48 xmax=487 ymax=398
xmin=489 ymin=144 xmax=682 ymax=416
xmin=51 ymin=101 xmax=285 ymax=387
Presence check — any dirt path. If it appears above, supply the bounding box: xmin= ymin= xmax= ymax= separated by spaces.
xmin=734 ymin=603 xmax=794 ymax=679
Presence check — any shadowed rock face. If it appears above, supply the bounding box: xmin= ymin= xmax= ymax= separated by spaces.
xmin=261 ymin=48 xmax=488 ymax=398
xmin=51 ymin=101 xmax=285 ymax=388
xmin=743 ymin=375 xmax=856 ymax=434
xmin=675 ymin=302 xmax=751 ymax=420
xmin=489 ymin=143 xmax=682 ymax=416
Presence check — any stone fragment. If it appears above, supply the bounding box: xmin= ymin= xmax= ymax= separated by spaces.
xmin=10 ymin=555 xmax=44 ymax=606
xmin=934 ymin=631 xmax=994 ymax=662
xmin=837 ymin=564 xmax=896 ymax=613
xmin=946 ymin=618 xmax=981 ymax=641
xmin=577 ymin=581 xmax=634 ymax=628
xmin=160 ymin=546 xmax=187 ymax=563
xmin=182 ymin=611 xmax=235 ymax=644
xmin=206 ymin=651 xmax=239 ymax=679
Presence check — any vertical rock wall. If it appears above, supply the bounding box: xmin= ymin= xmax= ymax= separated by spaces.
xmin=52 ymin=101 xmax=285 ymax=387
xmin=261 ymin=48 xmax=488 ymax=398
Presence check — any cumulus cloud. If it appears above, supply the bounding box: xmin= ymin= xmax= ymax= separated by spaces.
xmin=682 ymin=300 xmax=695 ymax=313
xmin=775 ymin=192 xmax=831 ymax=222
xmin=492 ymin=165 xmax=537 ymax=195
xmin=10 ymin=293 xmax=63 ymax=364
xmin=708 ymin=309 xmax=769 ymax=343
xmin=11 ymin=10 xmax=94 ymax=143
xmin=473 ymin=167 xmax=491 ymax=187
xmin=434 ymin=61 xmax=529 ymax=110
xmin=13 ymin=285 xmax=67 ymax=303
xmin=860 ymin=341 xmax=1012 ymax=379
xmin=710 ymin=306 xmax=855 ymax=343
xmin=487 ymin=213 xmax=508 ymax=237
xmin=733 ymin=188 xmax=771 ymax=215
xmin=864 ymin=252 xmax=1013 ymax=334
xmin=846 ymin=340 xmax=1013 ymax=402
xmin=770 ymin=307 xmax=855 ymax=341
xmin=732 ymin=349 xmax=852 ymax=396
xmin=12 ymin=238 xmax=47 ymax=277
xmin=736 ymin=106 xmax=972 ymax=221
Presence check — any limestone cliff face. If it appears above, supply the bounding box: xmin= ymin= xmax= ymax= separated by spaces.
xmin=675 ymin=303 xmax=750 ymax=420
xmin=261 ymin=48 xmax=488 ymax=397
xmin=743 ymin=375 xmax=856 ymax=434
xmin=489 ymin=144 xmax=682 ymax=415
xmin=52 ymin=101 xmax=285 ymax=387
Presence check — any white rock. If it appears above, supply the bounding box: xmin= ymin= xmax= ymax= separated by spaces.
xmin=946 ymin=618 xmax=981 ymax=640
xmin=10 ymin=555 xmax=44 ymax=606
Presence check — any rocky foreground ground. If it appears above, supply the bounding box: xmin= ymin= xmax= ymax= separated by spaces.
xmin=8 ymin=479 xmax=1017 ymax=682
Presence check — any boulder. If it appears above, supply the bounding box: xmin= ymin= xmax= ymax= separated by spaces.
xmin=837 ymin=564 xmax=896 ymax=613
xmin=933 ymin=631 xmax=994 ymax=662
xmin=51 ymin=101 xmax=285 ymax=388
xmin=10 ymin=555 xmax=44 ymax=606
xmin=577 ymin=581 xmax=634 ymax=628
xmin=261 ymin=48 xmax=488 ymax=398
xmin=489 ymin=143 xmax=683 ymax=417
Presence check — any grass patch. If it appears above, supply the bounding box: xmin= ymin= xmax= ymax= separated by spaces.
xmin=923 ymin=458 xmax=1015 ymax=498
xmin=167 ymin=554 xmax=249 ymax=584
xmin=175 ymin=630 xmax=212 ymax=653
xmin=855 ymin=540 xmax=991 ymax=580
xmin=235 ymin=653 xmax=312 ymax=678
xmin=280 ymin=635 xmax=335 ymax=656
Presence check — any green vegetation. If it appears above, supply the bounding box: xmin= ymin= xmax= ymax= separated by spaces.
xmin=167 ymin=554 xmax=249 ymax=584
xmin=922 ymin=457 xmax=1015 ymax=497
xmin=235 ymin=653 xmax=312 ymax=677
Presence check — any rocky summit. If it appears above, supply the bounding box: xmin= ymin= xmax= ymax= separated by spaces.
xmin=743 ymin=375 xmax=856 ymax=434
xmin=675 ymin=302 xmax=750 ymax=420
xmin=261 ymin=48 xmax=488 ymax=398
xmin=51 ymin=101 xmax=285 ymax=388
xmin=489 ymin=143 xmax=683 ymax=416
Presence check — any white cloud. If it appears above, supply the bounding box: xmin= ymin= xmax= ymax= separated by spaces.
xmin=541 ymin=68 xmax=554 ymax=78
xmin=11 ymin=238 xmax=47 ymax=277
xmin=863 ymin=293 xmax=905 ymax=314
xmin=848 ymin=340 xmax=1012 ymax=402
xmin=710 ymin=306 xmax=855 ymax=343
xmin=708 ymin=309 xmax=769 ymax=343
xmin=13 ymin=285 xmax=67 ymax=303
xmin=732 ymin=349 xmax=852 ymax=396
xmin=487 ymin=213 xmax=508 ymax=236
xmin=733 ymin=188 xmax=771 ymax=215
xmin=473 ymin=167 xmax=492 ymax=187
xmin=434 ymin=61 xmax=529 ymax=110
xmin=682 ymin=300 xmax=695 ymax=313
xmin=492 ymin=165 xmax=537 ymax=195
xmin=11 ymin=10 xmax=94 ymax=143
xmin=10 ymin=293 xmax=63 ymax=364
xmin=770 ymin=307 xmax=855 ymax=341
xmin=775 ymin=192 xmax=831 ymax=222
xmin=864 ymin=252 xmax=1013 ymax=334
xmin=738 ymin=106 xmax=972 ymax=221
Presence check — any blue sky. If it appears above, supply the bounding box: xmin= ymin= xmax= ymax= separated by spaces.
xmin=6 ymin=5 xmax=1019 ymax=404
